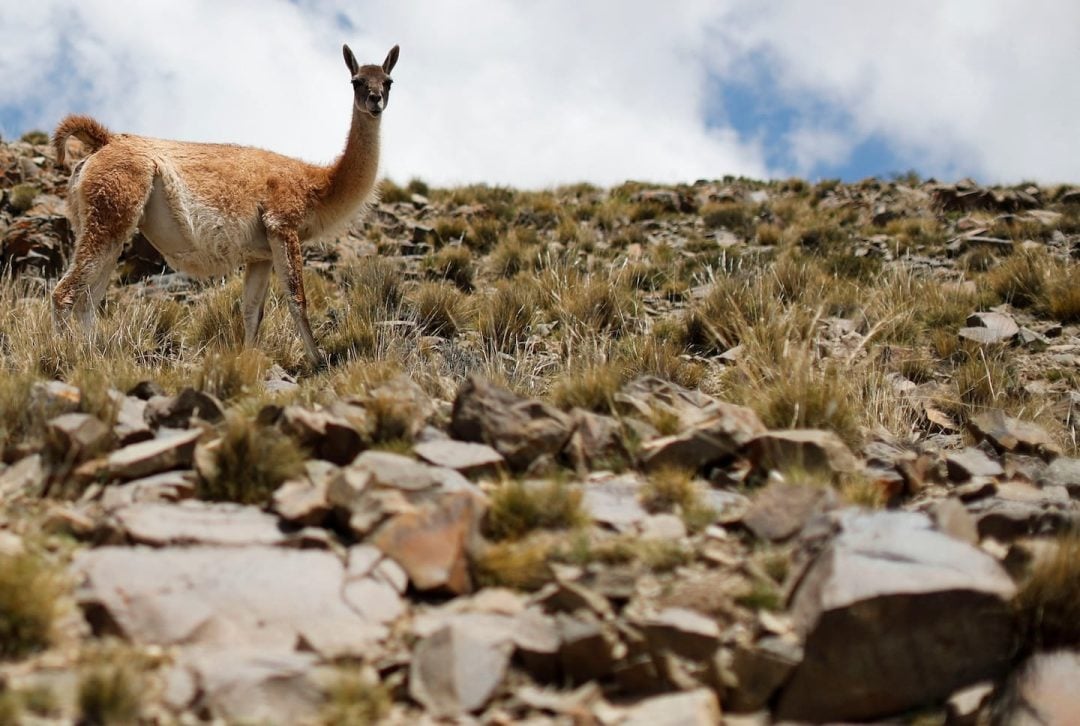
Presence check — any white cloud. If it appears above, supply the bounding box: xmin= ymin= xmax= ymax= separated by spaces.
xmin=726 ymin=0 xmax=1080 ymax=182
xmin=0 ymin=0 xmax=768 ymax=187
xmin=1 ymin=1 xmax=1078 ymax=186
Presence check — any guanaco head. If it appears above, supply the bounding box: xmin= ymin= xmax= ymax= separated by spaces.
xmin=343 ymin=44 xmax=399 ymax=118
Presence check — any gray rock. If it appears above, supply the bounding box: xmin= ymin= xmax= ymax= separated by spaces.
xmin=414 ymin=439 xmax=505 ymax=475
xmin=278 ymin=406 xmax=364 ymax=465
xmin=1039 ymin=456 xmax=1080 ymax=497
xmin=272 ymin=477 xmax=330 ymax=526
xmin=350 ymin=450 xmax=469 ymax=491
xmin=100 ymin=470 xmax=197 ymax=511
xmin=966 ymin=482 xmax=1076 ymax=540
xmin=46 ymin=412 xmax=112 ymax=461
xmin=108 ymin=390 xmax=153 ymax=446
xmin=409 ymin=619 xmax=514 ymax=718
xmin=29 ymin=380 xmax=81 ymax=417
xmin=145 ymin=387 xmax=225 ymax=428
xmin=563 ymin=408 xmax=631 ymax=473
xmin=729 ymin=636 xmax=802 ymax=713
xmin=557 ymin=612 xmax=620 ymax=684
xmin=969 ymin=409 xmax=1061 ymax=461
xmin=174 ymin=647 xmax=325 ymax=725
xmin=640 ymin=607 xmax=721 ymax=662
xmin=744 ymin=429 xmax=860 ymax=476
xmin=105 ymin=429 xmax=202 ymax=481
xmin=621 ymin=688 xmax=721 ymax=726
xmin=0 ymin=454 xmax=46 ymax=499
xmin=958 ymin=312 xmax=1019 ymax=345
xmin=615 ymin=376 xmax=728 ymax=430
xmin=776 ymin=510 xmax=1017 ymax=722
xmin=742 ymin=480 xmax=838 ymax=542
xmin=580 ymin=474 xmax=649 ymax=531
xmin=450 ymin=376 xmax=573 ymax=471
xmin=1001 ymin=651 xmax=1080 ymax=726
xmin=929 ymin=498 xmax=980 ymax=545
xmin=74 ymin=546 xmax=386 ymax=658
xmin=639 ymin=403 xmax=766 ymax=472
xmin=945 ymin=447 xmax=1005 ymax=481
xmin=111 ymin=501 xmax=287 ymax=547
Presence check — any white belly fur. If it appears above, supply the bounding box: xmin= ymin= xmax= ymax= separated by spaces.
xmin=137 ymin=168 xmax=271 ymax=279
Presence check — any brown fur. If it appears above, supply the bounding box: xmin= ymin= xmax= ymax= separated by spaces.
xmin=52 ymin=44 xmax=400 ymax=366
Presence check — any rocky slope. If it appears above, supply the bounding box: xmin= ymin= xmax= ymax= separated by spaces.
xmin=0 ymin=131 xmax=1078 ymax=724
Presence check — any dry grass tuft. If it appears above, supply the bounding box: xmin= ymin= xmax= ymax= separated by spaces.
xmin=409 ymin=281 xmax=468 ymax=338
xmin=78 ymin=665 xmax=141 ymax=726
xmin=198 ymin=413 xmax=306 ymax=504
xmin=426 ymin=245 xmax=475 ymax=292
xmin=476 ymin=279 xmax=538 ymax=352
xmin=1013 ymin=532 xmax=1080 ymax=652
xmin=321 ymin=668 xmax=391 ymax=726
xmin=483 ymin=480 xmax=586 ymax=541
xmin=549 ymin=361 xmax=623 ymax=413
xmin=0 ymin=551 xmax=60 ymax=660
xmin=473 ymin=534 xmax=557 ymax=591
xmin=641 ymin=466 xmax=717 ymax=532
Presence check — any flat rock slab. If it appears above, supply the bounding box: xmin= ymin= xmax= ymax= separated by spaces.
xmin=409 ymin=618 xmax=515 ymax=718
xmin=777 ymin=510 xmax=1016 ymax=722
xmin=945 ymin=447 xmax=1005 ymax=481
xmin=170 ymin=647 xmax=326 ymax=725
xmin=74 ymin=546 xmax=386 ymax=658
xmin=579 ymin=475 xmax=648 ymax=531
xmin=414 ymin=440 xmax=505 ymax=474
xmin=105 ymin=429 xmax=202 ymax=481
xmin=621 ymin=689 xmax=721 ymax=726
xmin=350 ymin=450 xmax=472 ymax=492
xmin=101 ymin=471 xmax=197 ymax=511
xmin=112 ymin=501 xmax=288 ymax=547
xmin=1039 ymin=456 xmax=1080 ymax=497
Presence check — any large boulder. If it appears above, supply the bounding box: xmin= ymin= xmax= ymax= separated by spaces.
xmin=450 ymin=376 xmax=572 ymax=471
xmin=776 ymin=510 xmax=1017 ymax=722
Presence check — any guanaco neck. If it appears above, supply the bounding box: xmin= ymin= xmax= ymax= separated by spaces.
xmin=318 ymin=105 xmax=381 ymax=228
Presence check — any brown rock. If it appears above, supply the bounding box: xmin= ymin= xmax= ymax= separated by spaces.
xmin=965 ymin=482 xmax=1075 ymax=541
xmin=371 ymin=491 xmax=485 ymax=594
xmin=741 ymin=480 xmax=838 ymax=542
xmin=100 ymin=470 xmax=198 ymax=511
xmin=105 ymin=429 xmax=202 ymax=481
xmin=729 ymin=636 xmax=802 ymax=713
xmin=615 ymin=376 xmax=727 ymax=430
xmin=640 ymin=404 xmax=766 ymax=472
xmin=450 ymin=376 xmax=573 ymax=471
xmin=969 ymin=409 xmax=1061 ymax=461
xmin=108 ymin=390 xmax=153 ymax=445
xmin=278 ymin=406 xmax=364 ymax=465
xmin=557 ymin=612 xmax=620 ymax=684
xmin=745 ymin=429 xmax=860 ymax=476
xmin=776 ymin=510 xmax=1017 ymax=722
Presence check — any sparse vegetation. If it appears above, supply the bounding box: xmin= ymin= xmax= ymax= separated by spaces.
xmin=197 ymin=413 xmax=306 ymax=504
xmin=78 ymin=665 xmax=141 ymax=726
xmin=0 ymin=552 xmax=60 ymax=660
xmin=8 ymin=183 xmax=38 ymax=214
xmin=321 ymin=669 xmax=392 ymax=726
xmin=483 ymin=479 xmax=586 ymax=541
xmin=1013 ymin=532 xmax=1080 ymax=652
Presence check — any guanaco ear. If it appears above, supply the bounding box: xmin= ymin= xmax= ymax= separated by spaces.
xmin=343 ymin=44 xmax=359 ymax=76
xmin=383 ymin=45 xmax=400 ymax=74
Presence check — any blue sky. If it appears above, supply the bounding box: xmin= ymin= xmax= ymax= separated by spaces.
xmin=1 ymin=1 xmax=1078 ymax=188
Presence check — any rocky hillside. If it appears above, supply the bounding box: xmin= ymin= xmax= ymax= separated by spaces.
xmin=0 ymin=130 xmax=1078 ymax=724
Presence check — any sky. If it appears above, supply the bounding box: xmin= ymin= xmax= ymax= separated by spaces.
xmin=1 ymin=1 xmax=1078 ymax=189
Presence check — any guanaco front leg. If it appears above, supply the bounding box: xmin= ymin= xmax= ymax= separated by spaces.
xmin=268 ymin=229 xmax=322 ymax=365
